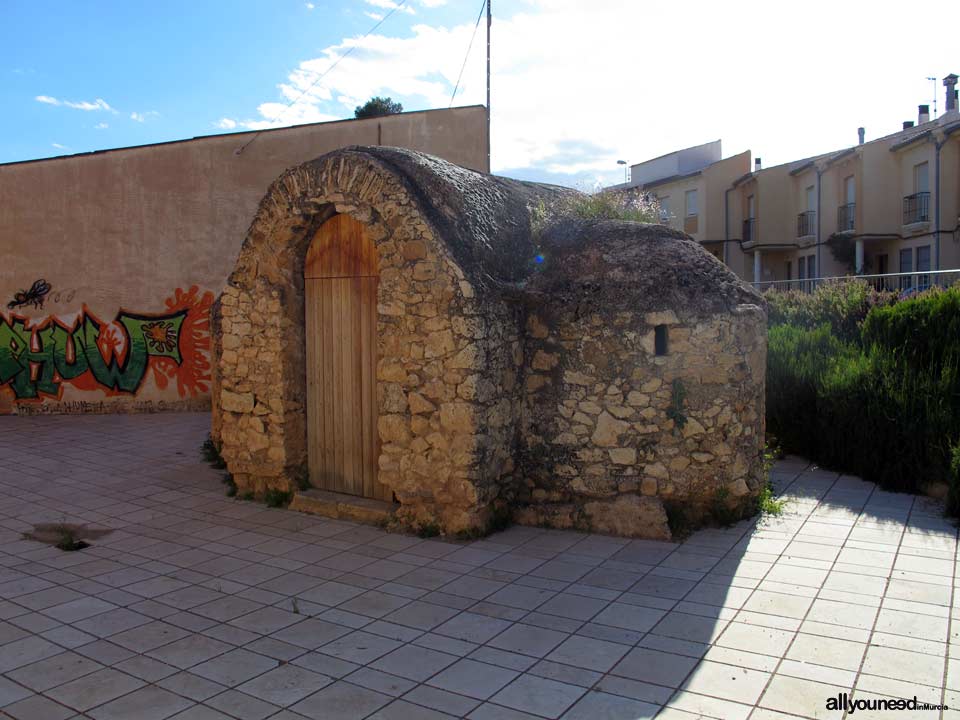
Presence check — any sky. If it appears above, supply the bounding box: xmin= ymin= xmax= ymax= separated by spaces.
xmin=2 ymin=0 xmax=957 ymax=188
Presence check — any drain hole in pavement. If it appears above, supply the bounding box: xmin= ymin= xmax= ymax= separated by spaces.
xmin=22 ymin=523 xmax=113 ymax=552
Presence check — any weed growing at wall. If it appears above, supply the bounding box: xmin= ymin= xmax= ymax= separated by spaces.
xmin=666 ymin=379 xmax=688 ymax=432
xmin=264 ymin=489 xmax=293 ymax=508
xmin=766 ymin=282 xmax=960 ymax=506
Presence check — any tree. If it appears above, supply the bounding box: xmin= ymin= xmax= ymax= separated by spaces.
xmin=354 ymin=96 xmax=403 ymax=120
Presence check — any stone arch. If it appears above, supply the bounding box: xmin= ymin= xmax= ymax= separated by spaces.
xmin=214 ymin=146 xmax=768 ymax=539
xmin=213 ymin=148 xmax=549 ymax=533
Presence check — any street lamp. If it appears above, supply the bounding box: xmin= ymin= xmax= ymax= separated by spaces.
xmin=617 ymin=159 xmax=628 ymax=184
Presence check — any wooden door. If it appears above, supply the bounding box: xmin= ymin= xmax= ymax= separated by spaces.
xmin=305 ymin=214 xmax=387 ymax=500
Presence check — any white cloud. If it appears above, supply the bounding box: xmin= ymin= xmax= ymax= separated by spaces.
xmin=305 ymin=2 xmax=314 ymax=8
xmin=36 ymin=95 xmax=115 ymax=112
xmin=364 ymin=0 xmax=415 ymax=14
xmin=216 ymin=118 xmax=238 ymax=129
xmin=130 ymin=110 xmax=159 ymax=122
xmin=51 ymin=143 xmax=66 ymax=150
xmin=364 ymin=11 xmax=384 ymax=20
xmin=216 ymin=0 xmax=960 ymax=185
xmin=65 ymin=98 xmax=114 ymax=112
xmin=94 ymin=122 xmax=109 ymax=129
xmin=419 ymin=0 xmax=446 ymax=6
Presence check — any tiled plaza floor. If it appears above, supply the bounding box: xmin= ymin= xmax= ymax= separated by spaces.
xmin=0 ymin=413 xmax=957 ymax=719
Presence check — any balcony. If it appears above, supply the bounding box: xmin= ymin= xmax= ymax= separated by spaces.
xmin=797 ymin=210 xmax=816 ymax=238
xmin=837 ymin=203 xmax=855 ymax=233
xmin=683 ymin=214 xmax=699 ymax=234
xmin=903 ymin=192 xmax=930 ymax=225
xmin=742 ymin=218 xmax=756 ymax=245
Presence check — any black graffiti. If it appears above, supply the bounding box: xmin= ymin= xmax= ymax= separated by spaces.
xmin=8 ymin=280 xmax=52 ymax=311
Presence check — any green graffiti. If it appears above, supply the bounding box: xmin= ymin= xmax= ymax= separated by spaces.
xmin=0 ymin=309 xmax=187 ymax=400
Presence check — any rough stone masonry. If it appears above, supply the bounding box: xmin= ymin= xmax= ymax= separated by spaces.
xmin=212 ymin=146 xmax=766 ymax=539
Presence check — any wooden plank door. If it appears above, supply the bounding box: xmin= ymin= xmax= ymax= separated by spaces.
xmin=305 ymin=214 xmax=386 ymax=500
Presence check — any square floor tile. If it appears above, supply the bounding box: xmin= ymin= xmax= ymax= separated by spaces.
xmin=370 ymin=643 xmax=458 ymax=682
xmin=612 ymin=646 xmax=699 ymax=688
xmin=561 ymin=690 xmax=660 ymax=720
xmin=237 ymin=664 xmax=331 ymax=706
xmin=488 ymin=623 xmax=568 ymax=657
xmin=46 ymin=667 xmax=145 ymax=712
xmin=190 ymin=648 xmax=278 ymax=687
xmin=318 ymin=630 xmax=403 ymax=664
xmin=428 ymin=658 xmax=519 ymax=699
xmin=290 ymin=680 xmax=390 ymax=720
xmin=547 ymin=635 xmax=630 ymax=672
xmin=490 ymin=673 xmax=586 ymax=718
xmin=87 ymin=686 xmax=193 ymax=720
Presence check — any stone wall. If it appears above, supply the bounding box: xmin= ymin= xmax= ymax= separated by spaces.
xmin=517 ymin=306 xmax=766 ymax=538
xmin=214 ymin=147 xmax=767 ymax=539
xmin=214 ymin=151 xmax=523 ymax=534
xmin=513 ymin=221 xmax=767 ymax=537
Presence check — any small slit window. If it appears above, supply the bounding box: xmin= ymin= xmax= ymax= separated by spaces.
xmin=654 ymin=325 xmax=669 ymax=356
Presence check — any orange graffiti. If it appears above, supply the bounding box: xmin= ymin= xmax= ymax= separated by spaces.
xmin=151 ymin=286 xmax=214 ymax=397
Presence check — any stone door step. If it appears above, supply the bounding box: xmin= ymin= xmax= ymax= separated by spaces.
xmin=289 ymin=489 xmax=397 ymax=525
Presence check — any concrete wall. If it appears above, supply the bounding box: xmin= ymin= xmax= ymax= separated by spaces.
xmin=0 ymin=106 xmax=489 ymax=414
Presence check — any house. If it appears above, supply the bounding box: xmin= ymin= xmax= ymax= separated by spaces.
xmin=212 ymin=146 xmax=767 ymax=538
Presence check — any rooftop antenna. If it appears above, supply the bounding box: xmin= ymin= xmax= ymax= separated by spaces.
xmin=486 ymin=0 xmax=492 ymax=172
xmin=927 ymin=76 xmax=938 ymax=118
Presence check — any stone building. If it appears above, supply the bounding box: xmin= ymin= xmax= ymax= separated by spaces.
xmin=213 ymin=146 xmax=767 ymax=539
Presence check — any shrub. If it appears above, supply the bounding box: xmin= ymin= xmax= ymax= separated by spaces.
xmin=765 ymin=281 xmax=897 ymax=343
xmin=766 ymin=284 xmax=960 ymax=505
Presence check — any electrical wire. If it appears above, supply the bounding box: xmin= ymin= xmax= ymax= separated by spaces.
xmin=235 ymin=0 xmax=410 ymax=155
xmin=449 ymin=0 xmax=487 ymax=107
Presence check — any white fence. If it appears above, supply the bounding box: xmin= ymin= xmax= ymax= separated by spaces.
xmin=754 ymin=269 xmax=960 ymax=294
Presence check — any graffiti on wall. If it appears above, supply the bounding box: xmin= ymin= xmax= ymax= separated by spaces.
xmin=7 ymin=279 xmax=52 ymax=311
xmin=0 ymin=286 xmax=214 ymax=402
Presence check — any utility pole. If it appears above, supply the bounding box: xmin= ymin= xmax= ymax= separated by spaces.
xmin=486 ymin=0 xmax=491 ymax=172
xmin=928 ymin=76 xmax=938 ymax=118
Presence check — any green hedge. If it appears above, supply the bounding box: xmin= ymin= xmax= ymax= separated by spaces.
xmin=766 ymin=283 xmax=960 ymax=512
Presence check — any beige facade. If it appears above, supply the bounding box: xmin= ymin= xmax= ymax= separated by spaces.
xmin=616 ymin=142 xmax=751 ymax=266
xmin=729 ymin=85 xmax=960 ymax=287
xmin=0 ymin=106 xmax=489 ymax=415
xmin=621 ymin=75 xmax=960 ymax=289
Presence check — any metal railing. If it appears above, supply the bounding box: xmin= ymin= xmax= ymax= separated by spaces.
xmin=796 ymin=210 xmax=816 ymax=237
xmin=743 ymin=218 xmax=756 ymax=244
xmin=903 ymin=192 xmax=930 ymax=225
xmin=837 ymin=203 xmax=855 ymax=232
xmin=754 ymin=269 xmax=960 ymax=294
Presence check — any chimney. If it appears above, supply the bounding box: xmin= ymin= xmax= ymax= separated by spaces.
xmin=754 ymin=158 xmax=762 ymax=172
xmin=903 ymin=121 xmax=914 ymax=130
xmin=858 ymin=127 xmax=865 ymax=144
xmin=919 ymin=104 xmax=930 ymax=124
xmin=946 ymin=74 xmax=959 ymax=113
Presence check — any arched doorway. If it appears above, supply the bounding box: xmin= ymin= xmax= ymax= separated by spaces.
xmin=304 ymin=214 xmax=387 ymax=499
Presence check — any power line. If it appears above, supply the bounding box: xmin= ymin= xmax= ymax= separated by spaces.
xmin=449 ymin=0 xmax=487 ymax=108
xmin=235 ymin=0 xmax=411 ymax=155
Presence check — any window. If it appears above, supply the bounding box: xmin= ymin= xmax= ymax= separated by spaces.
xmin=786 ymin=260 xmax=793 ymax=281
xmin=914 ymin=162 xmax=930 ymax=194
xmin=806 ymin=185 xmax=816 ymax=211
xmin=917 ymin=245 xmax=931 ymax=289
xmin=658 ymin=196 xmax=671 ymax=222
xmin=747 ymin=195 xmax=755 ymax=219
xmin=654 ymin=325 xmax=669 ymax=356
xmin=899 ymin=248 xmax=913 ymax=290
xmin=844 ymin=176 xmax=855 ymax=205
xmin=876 ymin=253 xmax=889 ymax=291
xmin=806 ymin=255 xmax=816 ymax=292
xmin=685 ymin=189 xmax=698 ymax=217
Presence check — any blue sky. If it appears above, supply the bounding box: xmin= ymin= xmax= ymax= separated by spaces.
xmin=3 ymin=1 xmax=958 ymax=187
